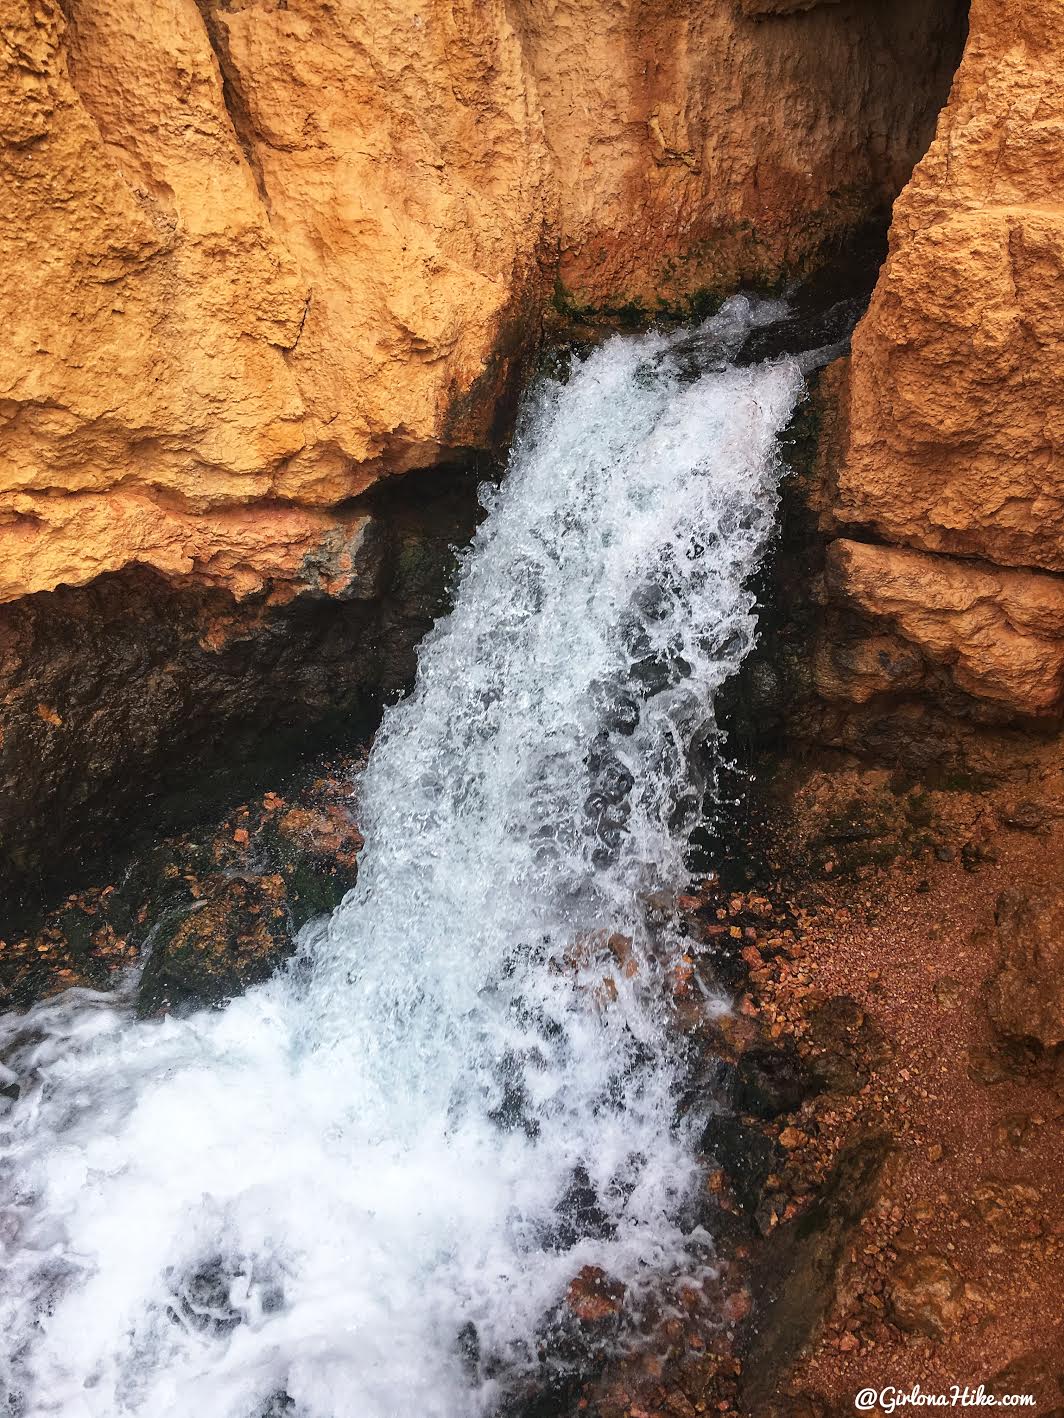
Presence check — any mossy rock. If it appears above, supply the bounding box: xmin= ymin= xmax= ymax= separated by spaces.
xmin=136 ymin=791 xmax=362 ymax=1014
xmin=137 ymin=874 xmax=293 ymax=1016
xmin=5 ymin=757 xmax=365 ymax=1012
xmin=261 ymin=799 xmax=362 ymax=930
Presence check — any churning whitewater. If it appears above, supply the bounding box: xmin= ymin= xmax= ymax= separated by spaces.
xmin=0 ymin=299 xmax=806 ymax=1418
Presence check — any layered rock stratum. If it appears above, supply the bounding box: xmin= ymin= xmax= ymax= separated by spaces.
xmin=2 ymin=0 xmax=965 ymax=603
xmin=819 ymin=0 xmax=1064 ymax=731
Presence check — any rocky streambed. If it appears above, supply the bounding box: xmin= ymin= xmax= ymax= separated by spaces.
xmin=5 ymin=740 xmax=1061 ymax=1416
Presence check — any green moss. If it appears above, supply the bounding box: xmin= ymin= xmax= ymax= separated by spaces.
xmin=551 ymin=275 xmax=580 ymax=319
xmin=392 ymin=534 xmax=461 ymax=619
xmin=553 ymin=279 xmax=651 ymax=328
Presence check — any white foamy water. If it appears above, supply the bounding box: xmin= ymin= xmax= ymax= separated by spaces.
xmin=0 ymin=299 xmax=806 ymax=1418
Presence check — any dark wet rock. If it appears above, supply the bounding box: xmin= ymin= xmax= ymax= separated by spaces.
xmin=548 ymin=1166 xmax=615 ymax=1250
xmin=0 ymin=883 xmax=141 ymax=1009
xmin=734 ymin=297 xmax=864 ymax=368
xmin=166 ymin=1254 xmax=285 ymax=1346
xmin=264 ymin=796 xmax=364 ymax=930
xmin=456 ymin=1320 xmax=481 ymax=1381
xmin=538 ymin=1275 xmax=625 ymax=1378
xmin=729 ymin=1041 xmax=814 ymax=1120
xmin=166 ymin=1256 xmax=244 ymax=1337
xmin=985 ymin=886 xmax=1064 ymax=1051
xmin=0 ymin=464 xmax=480 ymax=916
xmin=258 ymin=1396 xmax=297 ymax=1418
xmin=741 ymin=1136 xmax=890 ymax=1413
xmin=563 ymin=1266 xmax=625 ymax=1328
xmin=664 ymin=281 xmax=866 ymax=384
xmin=701 ymin=1112 xmax=784 ymax=1217
xmin=500 ymin=1267 xmax=630 ymax=1418
xmin=507 ymin=1375 xmax=589 ymax=1418
xmin=138 ymin=875 xmax=292 ymax=1016
xmin=487 ymin=1049 xmax=540 ymax=1138
xmin=1 ymin=758 xmax=365 ymax=1013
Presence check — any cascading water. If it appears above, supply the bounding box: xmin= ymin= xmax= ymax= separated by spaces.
xmin=0 ymin=298 xmax=814 ymax=1418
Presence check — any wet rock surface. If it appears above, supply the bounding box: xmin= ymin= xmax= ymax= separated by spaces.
xmin=0 ymin=464 xmax=477 ymax=912
xmin=512 ymin=860 xmax=896 ymax=1418
xmin=0 ymin=755 xmax=365 ymax=1014
xmin=985 ymin=886 xmax=1064 ymax=1052
xmin=137 ymin=874 xmax=293 ymax=1017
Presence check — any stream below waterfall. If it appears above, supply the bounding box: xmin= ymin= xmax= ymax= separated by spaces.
xmin=0 ymin=297 xmax=845 ymax=1418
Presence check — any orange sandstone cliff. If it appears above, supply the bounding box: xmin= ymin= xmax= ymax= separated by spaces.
xmin=813 ymin=0 xmax=1064 ymax=751
xmin=1 ymin=0 xmax=964 ymax=605
xmin=1 ymin=0 xmax=553 ymax=601
xmin=0 ymin=0 xmax=990 ymax=886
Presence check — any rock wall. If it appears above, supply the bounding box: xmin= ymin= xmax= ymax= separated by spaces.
xmin=1 ymin=0 xmax=550 ymax=605
xmin=1 ymin=0 xmax=966 ymax=605
xmin=524 ymin=0 xmax=967 ymax=312
xmin=808 ymin=0 xmax=1064 ymax=764
xmin=0 ymin=0 xmax=970 ymax=894
xmin=0 ymin=469 xmax=481 ymax=903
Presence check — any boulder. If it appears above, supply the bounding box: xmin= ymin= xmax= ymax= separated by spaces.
xmin=985 ymin=888 xmax=1064 ymax=1049
xmin=888 ymin=1252 xmax=966 ymax=1336
xmin=822 ymin=540 xmax=1064 ymax=717
xmin=137 ymin=874 xmax=293 ymax=1016
xmin=564 ymin=1266 xmax=626 ymax=1327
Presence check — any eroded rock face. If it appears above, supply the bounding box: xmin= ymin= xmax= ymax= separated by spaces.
xmin=524 ymin=0 xmax=966 ymax=312
xmin=838 ymin=0 xmax=1063 ymax=574
xmin=1 ymin=0 xmax=550 ymax=604
xmin=985 ymin=887 xmax=1064 ymax=1050
xmin=0 ymin=470 xmax=476 ymax=900
xmin=1 ymin=0 xmax=966 ymax=605
xmin=821 ymin=540 xmax=1064 ymax=717
xmin=811 ymin=0 xmax=1064 ymax=743
xmin=738 ymin=1 xmax=843 ymax=15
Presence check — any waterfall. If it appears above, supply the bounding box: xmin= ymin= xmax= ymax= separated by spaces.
xmin=0 ymin=297 xmax=807 ymax=1418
